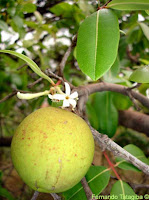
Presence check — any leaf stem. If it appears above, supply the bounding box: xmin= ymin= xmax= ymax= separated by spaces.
xmin=103 ymin=151 xmax=121 ymax=180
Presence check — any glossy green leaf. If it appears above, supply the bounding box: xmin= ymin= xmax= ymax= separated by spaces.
xmin=108 ymin=0 xmax=149 ymax=10
xmin=0 ymin=50 xmax=53 ymax=84
xmin=116 ymin=144 xmax=149 ymax=171
xmin=62 ymin=166 xmax=110 ymax=200
xmin=129 ymin=65 xmax=149 ymax=83
xmin=0 ymin=186 xmax=15 ymax=200
xmin=110 ymin=180 xmax=136 ymax=199
xmin=139 ymin=22 xmax=149 ymax=41
xmin=87 ymin=92 xmax=118 ymax=137
xmin=76 ymin=9 xmax=119 ymax=80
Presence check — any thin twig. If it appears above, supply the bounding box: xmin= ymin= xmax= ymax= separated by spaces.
xmin=101 ymin=0 xmax=113 ymax=8
xmin=45 ymin=69 xmax=64 ymax=84
xmin=17 ymin=63 xmax=27 ymax=70
xmin=90 ymin=126 xmax=149 ymax=175
xmin=31 ymin=191 xmax=39 ymax=200
xmin=28 ymin=78 xmax=43 ymax=89
xmin=59 ymin=35 xmax=77 ymax=76
xmin=131 ymin=183 xmax=149 ymax=190
xmin=0 ymin=90 xmax=29 ymax=103
xmin=81 ymin=177 xmax=95 ymax=200
xmin=0 ymin=91 xmax=18 ymax=103
xmin=51 ymin=193 xmax=62 ymax=200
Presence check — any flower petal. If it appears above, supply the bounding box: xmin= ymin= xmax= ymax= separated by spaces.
xmin=62 ymin=99 xmax=70 ymax=108
xmin=48 ymin=94 xmax=65 ymax=100
xmin=65 ymin=82 xmax=71 ymax=96
xmin=70 ymin=91 xmax=78 ymax=99
xmin=69 ymin=99 xmax=77 ymax=108
xmin=48 ymin=94 xmax=54 ymax=99
xmin=146 ymin=89 xmax=149 ymax=98
xmin=17 ymin=91 xmax=49 ymax=100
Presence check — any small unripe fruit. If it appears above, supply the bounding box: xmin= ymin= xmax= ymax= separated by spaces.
xmin=11 ymin=107 xmax=94 ymax=193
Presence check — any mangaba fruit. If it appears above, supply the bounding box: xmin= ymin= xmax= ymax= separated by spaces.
xmin=11 ymin=107 xmax=94 ymax=193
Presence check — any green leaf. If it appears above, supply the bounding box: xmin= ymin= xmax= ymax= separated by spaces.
xmin=13 ymin=15 xmax=23 ymax=28
xmin=86 ymin=166 xmax=110 ymax=195
xmin=146 ymin=10 xmax=149 ymax=15
xmin=129 ymin=65 xmax=149 ymax=83
xmin=62 ymin=166 xmax=110 ymax=200
xmin=110 ymin=180 xmax=136 ymax=199
xmin=0 ymin=50 xmax=54 ymax=84
xmin=86 ymin=101 xmax=99 ymax=130
xmin=21 ymin=3 xmax=36 ymax=13
xmin=139 ymin=22 xmax=149 ymax=41
xmin=103 ymin=56 xmax=122 ymax=83
xmin=139 ymin=58 xmax=149 ymax=65
xmin=76 ymin=9 xmax=120 ymax=80
xmin=116 ymin=144 xmax=149 ymax=171
xmin=113 ymin=93 xmax=132 ymax=110
xmin=50 ymin=2 xmax=73 ymax=17
xmin=0 ymin=186 xmax=15 ymax=200
xmin=87 ymin=92 xmax=118 ymax=137
xmin=108 ymin=0 xmax=149 ymax=10
xmin=0 ymin=20 xmax=11 ymax=33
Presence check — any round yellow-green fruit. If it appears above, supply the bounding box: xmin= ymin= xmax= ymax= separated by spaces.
xmin=11 ymin=107 xmax=94 ymax=193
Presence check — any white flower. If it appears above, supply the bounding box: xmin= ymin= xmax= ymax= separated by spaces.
xmin=48 ymin=82 xmax=78 ymax=109
xmin=146 ymin=89 xmax=149 ymax=98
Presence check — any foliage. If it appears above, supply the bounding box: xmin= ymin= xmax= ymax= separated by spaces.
xmin=0 ymin=0 xmax=149 ymax=199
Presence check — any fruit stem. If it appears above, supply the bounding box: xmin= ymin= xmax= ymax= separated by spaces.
xmin=103 ymin=151 xmax=121 ymax=180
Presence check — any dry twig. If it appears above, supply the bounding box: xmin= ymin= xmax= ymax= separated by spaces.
xmin=59 ymin=35 xmax=77 ymax=76
xmin=90 ymin=126 xmax=149 ymax=175
xmin=81 ymin=177 xmax=95 ymax=200
xmin=31 ymin=191 xmax=39 ymax=200
xmin=77 ymin=82 xmax=149 ymax=111
xmin=51 ymin=193 xmax=62 ymax=200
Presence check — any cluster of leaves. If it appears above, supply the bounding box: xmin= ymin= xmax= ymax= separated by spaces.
xmin=0 ymin=0 xmax=149 ymax=199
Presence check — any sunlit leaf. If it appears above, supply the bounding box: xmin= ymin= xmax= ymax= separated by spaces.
xmin=108 ymin=0 xmax=149 ymax=10
xmin=129 ymin=65 xmax=149 ymax=83
xmin=110 ymin=180 xmax=136 ymax=199
xmin=76 ymin=9 xmax=119 ymax=80
xmin=21 ymin=3 xmax=36 ymax=13
xmin=139 ymin=22 xmax=149 ymax=41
